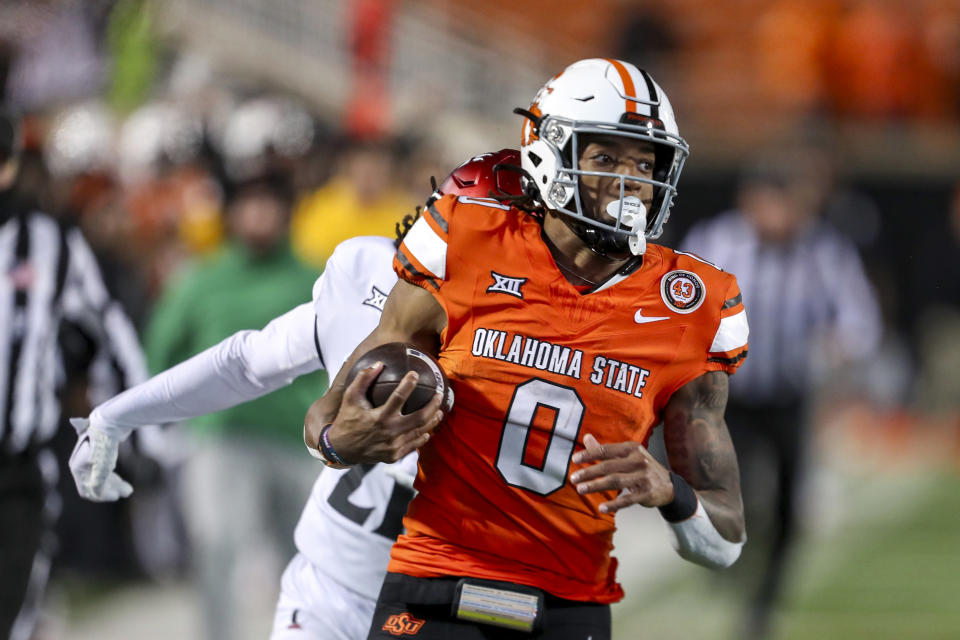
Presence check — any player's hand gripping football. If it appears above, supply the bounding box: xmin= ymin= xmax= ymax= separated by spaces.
xmin=570 ymin=434 xmax=675 ymax=514
xmin=316 ymin=362 xmax=445 ymax=465
xmin=68 ymin=416 xmax=133 ymax=502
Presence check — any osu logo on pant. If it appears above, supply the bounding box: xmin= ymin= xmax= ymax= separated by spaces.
xmin=382 ymin=612 xmax=425 ymax=636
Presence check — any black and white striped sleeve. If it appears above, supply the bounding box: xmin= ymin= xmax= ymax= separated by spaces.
xmin=59 ymin=227 xmax=149 ymax=399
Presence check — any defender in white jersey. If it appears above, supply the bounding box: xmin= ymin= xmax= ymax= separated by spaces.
xmin=69 ymin=152 xmax=525 ymax=639
xmin=70 ymin=235 xmax=408 ymax=640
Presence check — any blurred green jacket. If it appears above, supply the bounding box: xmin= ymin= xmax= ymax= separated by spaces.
xmin=145 ymin=241 xmax=326 ymax=446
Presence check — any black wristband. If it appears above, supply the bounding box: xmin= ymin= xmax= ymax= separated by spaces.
xmin=319 ymin=423 xmax=350 ymax=467
xmin=658 ymin=471 xmax=699 ymax=523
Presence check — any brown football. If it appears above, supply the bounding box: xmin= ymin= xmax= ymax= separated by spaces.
xmin=344 ymin=342 xmax=454 ymax=415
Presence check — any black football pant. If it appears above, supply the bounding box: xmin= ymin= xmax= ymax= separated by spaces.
xmin=0 ymin=450 xmax=58 ymax=640
xmin=724 ymin=399 xmax=806 ymax=639
xmin=367 ymin=572 xmax=610 ymax=640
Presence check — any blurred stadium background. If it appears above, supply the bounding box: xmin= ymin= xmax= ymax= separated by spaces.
xmin=1 ymin=0 xmax=958 ymax=638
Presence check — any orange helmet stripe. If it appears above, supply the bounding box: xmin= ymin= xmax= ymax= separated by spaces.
xmin=604 ymin=58 xmax=638 ymax=113
xmin=522 ymin=103 xmax=543 ymax=146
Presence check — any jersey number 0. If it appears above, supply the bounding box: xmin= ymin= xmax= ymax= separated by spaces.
xmin=495 ymin=378 xmax=585 ymax=496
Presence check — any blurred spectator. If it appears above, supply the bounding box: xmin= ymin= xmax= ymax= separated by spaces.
xmin=613 ymin=5 xmax=678 ymax=81
xmin=394 ymin=135 xmax=449 ymax=204
xmin=106 ymin=0 xmax=160 ymax=114
xmin=0 ymin=107 xmax=152 ymax=640
xmin=2 ymin=0 xmax=109 ymax=111
xmin=681 ymin=148 xmax=882 ymax=640
xmin=118 ymin=101 xmax=224 ymax=294
xmin=144 ymin=170 xmax=325 ymax=640
xmin=42 ymin=102 xmax=152 ymax=325
xmin=910 ymin=180 xmax=960 ymax=412
xmin=824 ymin=0 xmax=937 ymax=121
xmin=917 ymin=0 xmax=960 ymax=120
xmin=291 ymin=138 xmax=413 ymax=268
xmin=910 ymin=182 xmax=960 ymax=315
xmin=218 ymin=96 xmax=317 ymax=182
xmin=345 ymin=0 xmax=396 ymax=138
xmin=753 ymin=0 xmax=835 ymax=118
xmin=73 ymin=171 xmax=153 ymax=326
xmin=0 ymin=39 xmax=14 ymax=101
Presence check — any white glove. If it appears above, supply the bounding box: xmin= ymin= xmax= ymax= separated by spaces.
xmin=69 ymin=416 xmax=134 ymax=502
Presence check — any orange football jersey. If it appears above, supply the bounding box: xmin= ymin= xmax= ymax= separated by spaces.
xmin=390 ymin=194 xmax=748 ymax=603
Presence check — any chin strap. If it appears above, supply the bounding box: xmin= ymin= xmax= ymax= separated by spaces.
xmin=560 ymin=220 xmax=625 ymax=258
xmin=490 ymin=163 xmax=543 ymax=215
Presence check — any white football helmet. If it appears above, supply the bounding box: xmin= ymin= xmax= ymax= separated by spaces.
xmin=518 ymin=58 xmax=689 ymax=254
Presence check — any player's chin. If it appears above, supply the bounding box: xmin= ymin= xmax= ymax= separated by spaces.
xmin=584 ymin=202 xmax=616 ymax=225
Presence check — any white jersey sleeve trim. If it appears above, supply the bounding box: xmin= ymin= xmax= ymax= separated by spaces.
xmin=402 ymin=216 xmax=447 ymax=280
xmin=709 ymin=309 xmax=749 ymax=353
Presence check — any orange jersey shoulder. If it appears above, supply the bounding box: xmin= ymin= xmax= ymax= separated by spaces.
xmin=649 ymin=244 xmax=749 ymax=379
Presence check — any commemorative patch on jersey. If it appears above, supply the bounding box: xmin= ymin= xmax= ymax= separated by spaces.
xmin=661 ymin=270 xmax=705 ymax=313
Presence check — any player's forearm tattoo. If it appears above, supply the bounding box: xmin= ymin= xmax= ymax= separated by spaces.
xmin=662 ymin=371 xmax=745 ymax=542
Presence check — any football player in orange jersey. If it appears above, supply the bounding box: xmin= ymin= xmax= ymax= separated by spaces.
xmin=305 ymin=59 xmax=749 ymax=639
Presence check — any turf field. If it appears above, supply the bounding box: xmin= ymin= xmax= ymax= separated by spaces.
xmin=612 ymin=467 xmax=960 ymax=640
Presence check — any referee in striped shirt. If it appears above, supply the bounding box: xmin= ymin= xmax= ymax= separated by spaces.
xmin=0 ymin=110 xmax=150 ymax=640
xmin=681 ymin=154 xmax=882 ymax=640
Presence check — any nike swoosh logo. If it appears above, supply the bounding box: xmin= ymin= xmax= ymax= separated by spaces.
xmin=634 ymin=309 xmax=670 ymax=324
